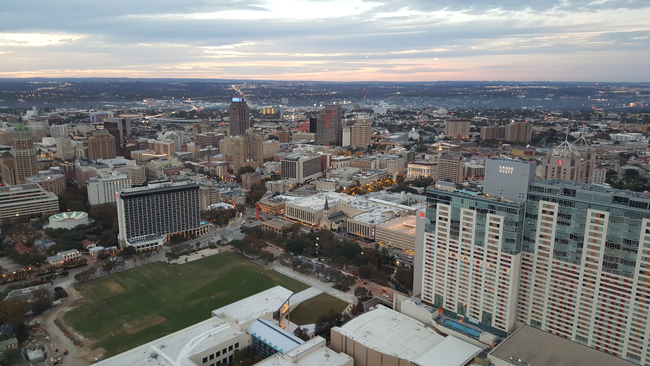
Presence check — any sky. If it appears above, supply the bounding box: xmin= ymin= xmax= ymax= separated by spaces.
xmin=0 ymin=0 xmax=649 ymax=82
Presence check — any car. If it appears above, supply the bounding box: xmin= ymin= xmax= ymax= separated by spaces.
xmin=381 ymin=289 xmax=386 ymax=292
xmin=383 ymin=294 xmax=389 ymax=298
xmin=363 ymin=282 xmax=368 ymax=285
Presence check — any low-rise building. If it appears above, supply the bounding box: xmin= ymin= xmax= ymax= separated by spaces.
xmin=25 ymin=172 xmax=66 ymax=196
xmin=49 ymin=211 xmax=89 ymax=229
xmin=45 ymin=249 xmax=81 ymax=266
xmin=258 ymin=197 xmax=288 ymax=215
xmin=331 ymin=306 xmax=481 ymax=366
xmin=407 ymin=161 xmax=437 ymax=179
xmin=375 ymin=215 xmax=417 ymax=252
xmin=261 ymin=219 xmax=294 ymax=235
xmin=0 ymin=184 xmax=59 ymax=221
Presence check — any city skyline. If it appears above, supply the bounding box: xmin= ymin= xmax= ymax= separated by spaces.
xmin=0 ymin=0 xmax=649 ymax=81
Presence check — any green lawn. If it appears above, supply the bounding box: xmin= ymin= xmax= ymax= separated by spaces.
xmin=288 ymin=293 xmax=349 ymax=326
xmin=64 ymin=252 xmax=308 ymax=357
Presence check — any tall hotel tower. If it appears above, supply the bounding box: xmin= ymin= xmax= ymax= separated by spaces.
xmin=417 ymin=158 xmax=650 ymax=364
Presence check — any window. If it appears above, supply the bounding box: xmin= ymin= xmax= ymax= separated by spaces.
xmin=210 ymin=354 xmax=214 ymax=360
xmin=229 ymin=355 xmax=234 ymax=363
xmin=223 ymin=348 xmax=227 ymax=354
xmin=216 ymin=351 xmax=220 ymax=357
xmin=235 ymin=342 xmax=239 ymax=349
xmin=203 ymin=357 xmax=208 ymax=363
xmin=229 ymin=345 xmax=233 ymax=351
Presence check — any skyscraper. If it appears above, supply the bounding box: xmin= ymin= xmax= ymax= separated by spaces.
xmin=12 ymin=125 xmax=39 ymax=184
xmin=88 ymin=129 xmax=117 ymax=160
xmin=229 ymin=97 xmax=250 ymax=136
xmin=104 ymin=117 xmax=131 ymax=156
xmin=316 ymin=105 xmax=342 ymax=146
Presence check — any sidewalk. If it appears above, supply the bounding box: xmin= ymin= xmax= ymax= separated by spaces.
xmin=271 ymin=262 xmax=355 ymax=304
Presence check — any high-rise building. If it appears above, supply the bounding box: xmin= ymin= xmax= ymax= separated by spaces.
xmin=593 ymin=166 xmax=607 ymax=185
xmin=309 ymin=117 xmax=318 ymax=133
xmin=104 ymin=117 xmax=131 ymax=156
xmin=316 ymin=105 xmax=342 ymax=146
xmin=505 ymin=121 xmax=532 ymax=143
xmin=540 ymin=141 xmax=596 ymax=184
xmin=88 ymin=130 xmax=117 ymax=160
xmin=165 ymin=132 xmax=181 ymax=152
xmin=444 ymin=119 xmax=471 ymax=139
xmin=280 ymin=154 xmax=323 ymax=184
xmin=229 ymin=97 xmax=250 ymax=136
xmin=480 ymin=125 xmax=506 ymax=140
xmin=437 ymin=153 xmax=464 ymax=184
xmin=349 ymin=121 xmax=372 ymax=148
xmin=278 ymin=131 xmax=290 ymax=143
xmin=483 ymin=158 xmax=536 ymax=202
xmin=116 ymin=182 xmax=203 ymax=249
xmin=232 ymin=132 xmax=264 ymax=172
xmin=0 ymin=183 xmax=59 ymax=221
xmin=154 ymin=140 xmax=175 ymax=157
xmin=12 ymin=125 xmax=39 ymax=184
xmin=87 ymin=171 xmax=132 ymax=206
xmin=55 ymin=137 xmax=74 ymax=160
xmin=416 ymin=179 xmax=650 ymax=364
xmin=0 ymin=161 xmax=16 ymax=186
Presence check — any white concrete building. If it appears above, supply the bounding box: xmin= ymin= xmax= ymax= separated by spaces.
xmin=407 ymin=161 xmax=437 ymax=179
xmin=87 ymin=171 xmax=132 ymax=206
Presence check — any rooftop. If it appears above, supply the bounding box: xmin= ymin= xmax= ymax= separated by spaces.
xmin=376 ymin=215 xmax=417 ymax=236
xmin=489 ymin=325 xmax=634 ymax=366
xmin=49 ymin=212 xmax=88 ymax=221
xmin=25 ymin=173 xmax=64 ymax=183
xmin=246 ymin=319 xmax=304 ymax=354
xmin=257 ymin=337 xmax=352 ymax=366
xmin=211 ymin=286 xmax=292 ymax=326
xmin=333 ymin=306 xmax=481 ymax=366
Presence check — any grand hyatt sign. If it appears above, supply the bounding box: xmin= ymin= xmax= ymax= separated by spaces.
xmin=499 ymin=166 xmax=514 ymax=174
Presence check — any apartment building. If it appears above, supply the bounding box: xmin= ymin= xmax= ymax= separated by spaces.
xmin=375 ymin=215 xmax=417 ymax=252
xmin=88 ymin=129 xmax=117 ymax=160
xmin=25 ymin=172 xmax=66 ymax=196
xmin=437 ymin=153 xmax=464 ymax=184
xmin=444 ymin=119 xmax=471 ymax=138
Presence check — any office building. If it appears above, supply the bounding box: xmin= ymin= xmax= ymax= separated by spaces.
xmin=11 ymin=125 xmax=39 ymax=184
xmin=278 ymin=131 xmax=290 ymax=143
xmin=375 ymin=215 xmax=417 ymax=252
xmin=88 ymin=172 xmax=132 ymax=206
xmin=280 ymin=154 xmax=322 ymax=184
xmin=104 ymin=117 xmax=131 ymax=156
xmin=74 ymin=158 xmax=110 ymax=186
xmin=232 ymin=132 xmax=264 ymax=172
xmin=89 ymin=111 xmax=114 ymax=123
xmin=55 ymin=137 xmax=74 ymax=160
xmin=331 ymin=306 xmax=481 ymax=366
xmin=407 ymin=161 xmax=437 ymax=179
xmin=0 ymin=160 xmax=16 ymax=186
xmin=483 ymin=158 xmax=536 ymax=202
xmin=241 ymin=172 xmax=262 ymax=190
xmin=25 ymin=172 xmax=66 ymax=196
xmin=540 ymin=141 xmax=596 ymax=184
xmin=0 ymin=184 xmax=59 ymax=221
xmin=196 ymin=132 xmax=225 ymax=149
xmin=316 ymin=105 xmax=342 ymax=146
xmin=88 ymin=130 xmax=117 ymax=160
xmin=116 ymin=182 xmax=203 ymax=248
xmin=164 ymin=131 xmax=181 ymax=151
xmin=50 ymin=124 xmax=70 ymax=138
xmin=445 ymin=119 xmax=471 ymax=139
xmin=437 ymin=153 xmax=464 ymax=184
xmin=154 ymin=140 xmax=174 ymax=157
xmin=229 ymin=97 xmax=250 ymax=136
xmin=192 ymin=119 xmax=213 ymax=137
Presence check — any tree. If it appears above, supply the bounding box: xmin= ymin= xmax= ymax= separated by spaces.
xmin=165 ymin=252 xmax=180 ymax=263
xmin=299 ymin=263 xmax=312 ymax=273
xmin=294 ymin=327 xmax=310 ymax=341
xmin=354 ymin=287 xmax=372 ymax=301
xmin=259 ymin=251 xmax=275 ymax=264
xmin=314 ymin=309 xmax=345 ymax=337
xmin=31 ymin=289 xmax=52 ymax=315
xmin=333 ymin=273 xmax=356 ymax=292
xmin=120 ymin=246 xmax=137 ymax=258
xmin=0 ymin=300 xmax=29 ymax=324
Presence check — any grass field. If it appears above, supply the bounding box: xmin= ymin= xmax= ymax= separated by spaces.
xmin=288 ymin=293 xmax=349 ymax=326
xmin=64 ymin=252 xmax=308 ymax=357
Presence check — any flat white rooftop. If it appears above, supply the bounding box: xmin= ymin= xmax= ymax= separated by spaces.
xmin=334 ymin=306 xmax=481 ymax=366
xmin=211 ymin=286 xmax=292 ymax=326
xmin=257 ymin=337 xmax=353 ymax=366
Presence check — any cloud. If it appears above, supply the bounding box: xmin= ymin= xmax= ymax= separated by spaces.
xmin=0 ymin=0 xmax=648 ymax=81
